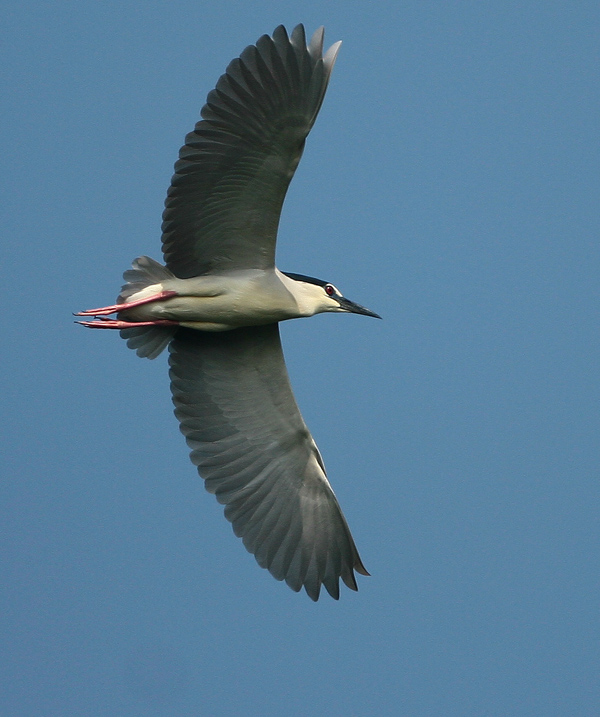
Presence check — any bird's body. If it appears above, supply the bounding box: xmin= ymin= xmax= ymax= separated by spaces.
xmin=119 ymin=269 xmax=301 ymax=328
xmin=78 ymin=25 xmax=379 ymax=600
xmin=116 ymin=267 xmax=356 ymax=328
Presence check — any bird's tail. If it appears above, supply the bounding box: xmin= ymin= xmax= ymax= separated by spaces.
xmin=118 ymin=255 xmax=175 ymax=302
xmin=118 ymin=256 xmax=178 ymax=359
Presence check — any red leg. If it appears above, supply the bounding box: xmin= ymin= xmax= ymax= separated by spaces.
xmin=75 ymin=290 xmax=179 ymax=317
xmin=76 ymin=318 xmax=179 ymax=329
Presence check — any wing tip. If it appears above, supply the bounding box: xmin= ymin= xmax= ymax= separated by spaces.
xmin=323 ymin=39 xmax=342 ymax=74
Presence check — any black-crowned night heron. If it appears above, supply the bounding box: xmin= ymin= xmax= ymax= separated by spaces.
xmin=77 ymin=25 xmax=380 ymax=601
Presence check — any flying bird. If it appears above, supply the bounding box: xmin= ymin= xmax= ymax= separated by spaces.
xmin=77 ymin=24 xmax=380 ymax=600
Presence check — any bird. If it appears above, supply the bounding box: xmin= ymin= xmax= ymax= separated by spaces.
xmin=77 ymin=24 xmax=380 ymax=601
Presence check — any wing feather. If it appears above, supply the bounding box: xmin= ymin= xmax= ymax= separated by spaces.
xmin=161 ymin=25 xmax=341 ymax=278
xmin=168 ymin=325 xmax=368 ymax=600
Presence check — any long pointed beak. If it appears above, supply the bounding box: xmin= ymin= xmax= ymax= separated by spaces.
xmin=337 ymin=297 xmax=382 ymax=319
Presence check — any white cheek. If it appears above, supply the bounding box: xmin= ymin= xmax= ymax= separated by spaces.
xmin=323 ymin=296 xmax=342 ymax=312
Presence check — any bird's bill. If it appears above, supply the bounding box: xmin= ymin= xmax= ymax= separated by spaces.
xmin=337 ymin=297 xmax=381 ymax=319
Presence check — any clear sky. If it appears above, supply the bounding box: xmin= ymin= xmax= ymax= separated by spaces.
xmin=2 ymin=1 xmax=599 ymax=715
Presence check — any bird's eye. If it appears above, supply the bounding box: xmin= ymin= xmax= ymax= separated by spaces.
xmin=324 ymin=284 xmax=335 ymax=296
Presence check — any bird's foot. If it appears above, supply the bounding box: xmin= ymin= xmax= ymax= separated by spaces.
xmin=76 ymin=317 xmax=179 ymax=330
xmin=74 ymin=290 xmax=179 ymax=317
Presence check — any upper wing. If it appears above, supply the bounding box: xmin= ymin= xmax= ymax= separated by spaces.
xmin=161 ymin=25 xmax=341 ymax=278
xmin=168 ymin=325 xmax=368 ymax=600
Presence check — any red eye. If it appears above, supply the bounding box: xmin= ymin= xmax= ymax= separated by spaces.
xmin=325 ymin=284 xmax=335 ymax=296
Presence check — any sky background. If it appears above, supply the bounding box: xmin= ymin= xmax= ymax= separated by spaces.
xmin=2 ymin=1 xmax=599 ymax=715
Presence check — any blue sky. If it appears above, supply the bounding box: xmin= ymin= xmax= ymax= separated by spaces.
xmin=2 ymin=1 xmax=599 ymax=714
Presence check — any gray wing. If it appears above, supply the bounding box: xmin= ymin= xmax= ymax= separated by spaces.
xmin=168 ymin=325 xmax=368 ymax=600
xmin=161 ymin=25 xmax=341 ymax=278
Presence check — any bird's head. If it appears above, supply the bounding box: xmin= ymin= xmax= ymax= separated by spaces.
xmin=282 ymin=272 xmax=381 ymax=319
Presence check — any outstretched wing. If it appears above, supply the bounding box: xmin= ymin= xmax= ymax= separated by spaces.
xmin=162 ymin=25 xmax=341 ymax=278
xmin=168 ymin=325 xmax=368 ymax=600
